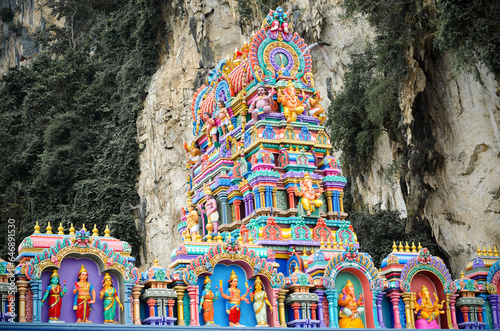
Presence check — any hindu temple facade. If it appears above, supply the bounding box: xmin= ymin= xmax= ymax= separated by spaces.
xmin=2 ymin=7 xmax=499 ymax=330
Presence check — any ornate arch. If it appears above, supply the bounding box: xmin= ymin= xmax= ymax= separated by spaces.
xmin=486 ymin=259 xmax=500 ymax=294
xmin=181 ymin=241 xmax=285 ymax=289
xmin=399 ymin=248 xmax=455 ymax=294
xmin=22 ymin=233 xmax=140 ymax=284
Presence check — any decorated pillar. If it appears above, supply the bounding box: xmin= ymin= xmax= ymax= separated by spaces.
xmin=489 ymin=294 xmax=499 ymax=329
xmin=278 ymin=289 xmax=288 ymax=327
xmin=388 ymin=291 xmax=402 ymax=328
xmin=286 ymin=187 xmax=295 ymax=209
xmin=291 ymin=302 xmax=301 ymax=320
xmin=253 ymin=188 xmax=261 ymax=209
xmin=167 ymin=299 xmax=175 ymax=318
xmin=258 ymin=186 xmax=266 ymax=208
xmin=376 ymin=292 xmax=386 ymax=328
xmin=233 ymin=200 xmax=242 ymax=221
xmin=449 ymin=293 xmax=459 ymax=329
xmin=243 ymin=195 xmax=249 ymax=216
xmin=311 ymin=302 xmax=317 ymax=320
xmin=220 ymin=193 xmax=229 ymax=224
xmin=132 ymin=284 xmax=144 ymax=325
xmin=326 ymin=288 xmax=339 ymax=328
xmin=147 ymin=298 xmax=156 ymax=318
xmin=16 ymin=278 xmax=29 ymax=323
xmin=401 ymin=292 xmax=415 ymax=329
xmin=272 ymin=187 xmax=277 ymax=208
xmin=187 ymin=285 xmax=199 ymax=326
xmin=29 ymin=279 xmax=42 ymax=323
xmin=174 ymin=285 xmax=186 ymax=325
xmin=125 ymin=282 xmax=135 ymax=324
xmin=445 ymin=293 xmax=453 ymax=329
xmin=324 ymin=191 xmax=333 ymax=213
xmin=248 ymin=193 xmax=255 ymax=214
xmin=270 ymin=288 xmax=280 ymax=327
xmin=315 ymin=290 xmax=326 ymax=327
xmin=339 ymin=192 xmax=344 ymax=213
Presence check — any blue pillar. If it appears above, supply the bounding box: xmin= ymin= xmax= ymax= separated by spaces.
xmin=372 ymin=290 xmax=380 ymax=328
xmin=29 ymin=279 xmax=42 ymax=323
xmin=325 ymin=288 xmax=338 ymax=328
xmin=253 ymin=188 xmax=260 ymax=209
xmin=265 ymin=187 xmax=272 ymax=208
xmin=220 ymin=193 xmax=229 ymax=224
xmin=125 ymin=282 xmax=134 ymax=324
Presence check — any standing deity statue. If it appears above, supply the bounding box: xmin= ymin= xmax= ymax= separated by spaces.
xmin=202 ymin=185 xmax=219 ymax=234
xmin=277 ymin=81 xmax=305 ymax=123
xmin=199 ymin=276 xmax=219 ymax=325
xmin=73 ymin=264 xmax=96 ymax=323
xmin=202 ymin=112 xmax=218 ymax=146
xmin=338 ymin=279 xmax=365 ymax=328
xmin=413 ymin=285 xmax=445 ymax=329
xmin=294 ymin=173 xmax=323 ymax=215
xmin=307 ymin=91 xmax=326 ymax=125
xmin=185 ymin=197 xmax=200 ymax=236
xmin=217 ymin=100 xmax=234 ymax=136
xmin=41 ymin=269 xmax=67 ymax=322
xmin=249 ymin=276 xmax=272 ymax=326
xmin=184 ymin=141 xmax=202 ymax=180
xmin=100 ymin=273 xmax=123 ymax=323
xmin=249 ymin=86 xmax=276 ymax=122
xmin=220 ymin=270 xmax=250 ymax=327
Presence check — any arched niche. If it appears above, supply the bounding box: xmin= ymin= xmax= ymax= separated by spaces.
xmin=40 ymin=253 xmax=125 ymax=324
xmin=410 ymin=270 xmax=448 ymax=329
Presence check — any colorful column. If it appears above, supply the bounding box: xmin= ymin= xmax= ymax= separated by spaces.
xmin=132 ymin=284 xmax=144 ymax=325
xmin=286 ymin=187 xmax=295 ymax=209
xmin=248 ymin=193 xmax=255 ymax=214
xmin=187 ymin=285 xmax=199 ymax=326
xmin=29 ymin=279 xmax=41 ymax=323
xmin=339 ymin=192 xmax=344 ymax=213
xmin=315 ymin=290 xmax=327 ymax=327
xmin=324 ymin=191 xmax=333 ymax=213
xmin=220 ymin=193 xmax=229 ymax=224
xmin=16 ymin=278 xmax=29 ymax=323
xmin=271 ymin=289 xmax=280 ymax=327
xmin=253 ymin=188 xmax=261 ymax=209
xmin=174 ymin=285 xmax=186 ymax=325
xmin=258 ymin=186 xmax=266 ymax=208
xmin=278 ymin=289 xmax=288 ymax=327
xmin=147 ymin=298 xmax=156 ymax=318
xmin=387 ymin=291 xmax=402 ymax=328
xmin=233 ymin=200 xmax=242 ymax=221
xmin=272 ymin=187 xmax=277 ymax=208
xmin=450 ymin=293 xmax=459 ymax=329
xmin=401 ymin=292 xmax=415 ymax=329
xmin=489 ymin=294 xmax=499 ymax=329
xmin=167 ymin=299 xmax=175 ymax=318
xmin=376 ymin=292 xmax=386 ymax=328
xmin=326 ymin=288 xmax=339 ymax=328
xmin=125 ymin=282 xmax=134 ymax=324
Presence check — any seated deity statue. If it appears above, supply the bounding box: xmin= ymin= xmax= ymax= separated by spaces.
xmin=338 ymin=279 xmax=365 ymax=328
xmin=414 ymin=285 xmax=445 ymax=329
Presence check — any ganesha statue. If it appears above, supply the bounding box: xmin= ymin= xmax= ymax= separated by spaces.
xmin=413 ymin=285 xmax=445 ymax=329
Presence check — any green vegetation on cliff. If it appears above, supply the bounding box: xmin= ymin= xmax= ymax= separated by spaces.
xmin=0 ymin=0 xmax=162 ymax=264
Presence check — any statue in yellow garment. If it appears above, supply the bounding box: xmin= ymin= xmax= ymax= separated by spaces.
xmin=277 ymin=81 xmax=305 ymax=123
xmin=338 ymin=279 xmax=364 ymax=328
xmin=294 ymin=173 xmax=323 ymax=216
xmin=413 ymin=285 xmax=444 ymax=329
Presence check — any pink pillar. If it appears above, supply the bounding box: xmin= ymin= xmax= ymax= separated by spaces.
xmin=450 ymin=294 xmax=459 ymax=329
xmin=271 ymin=289 xmax=280 ymax=327
xmin=187 ymin=285 xmax=200 ymax=326
xmin=388 ymin=292 xmax=402 ymax=329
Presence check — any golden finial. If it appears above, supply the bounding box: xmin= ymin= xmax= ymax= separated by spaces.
xmin=310 ymin=247 xmax=315 ymax=254
xmin=57 ymin=222 xmax=64 ymax=235
xmin=326 ymin=238 xmax=332 ymax=249
xmin=494 ymin=246 xmax=498 ymax=256
xmin=206 ymin=232 xmax=213 ymax=243
xmin=483 ymin=246 xmax=487 ymax=256
xmin=46 ymin=222 xmax=53 ymax=234
xmin=488 ymin=246 xmax=493 ymax=256
xmin=477 ymin=245 xmax=482 ymax=255
xmin=184 ymin=231 xmax=192 ymax=242
xmin=237 ymin=234 xmax=243 ymax=245
xmin=82 ymin=223 xmax=87 ymax=231
xmin=302 ymin=246 xmax=307 ymax=255
xmin=398 ymin=241 xmax=404 ymax=252
xmin=248 ymin=235 xmax=254 ymax=245
xmin=217 ymin=233 xmax=223 ymax=243
xmin=418 ymin=242 xmax=422 ymax=251
xmin=460 ymin=270 xmax=465 ymax=278
xmin=34 ymin=221 xmax=41 ymax=234
xmin=405 ymin=242 xmax=410 ymax=252
xmin=320 ymin=238 xmax=325 ymax=249
xmin=332 ymin=236 xmax=338 ymax=249
xmin=92 ymin=224 xmax=99 ymax=237
xmin=104 ymin=225 xmax=111 ymax=237
xmin=392 ymin=241 xmax=397 ymax=252
xmin=69 ymin=223 xmax=75 ymax=235
xmin=153 ymin=257 xmax=159 ymax=267
xmin=411 ymin=242 xmax=417 ymax=253
xmin=195 ymin=232 xmax=202 ymax=242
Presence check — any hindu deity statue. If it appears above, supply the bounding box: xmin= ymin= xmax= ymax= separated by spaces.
xmin=338 ymin=279 xmax=365 ymax=328
xmin=199 ymin=276 xmax=219 ymax=325
xmin=184 ymin=141 xmax=202 ymax=179
xmin=73 ymin=264 xmax=96 ymax=323
xmin=277 ymin=81 xmax=305 ymax=123
xmin=201 ymin=185 xmax=219 ymax=234
xmin=220 ymin=270 xmax=250 ymax=326
xmin=413 ymin=285 xmax=445 ymax=329
xmin=249 ymin=86 xmax=276 ymax=122
xmin=202 ymin=112 xmax=218 ymax=146
xmin=269 ymin=7 xmax=290 ymax=33
xmin=294 ymin=172 xmax=323 ymax=215
xmin=100 ymin=273 xmax=123 ymax=323
xmin=185 ymin=197 xmax=200 ymax=236
xmin=41 ymin=269 xmax=67 ymax=322
xmin=217 ymin=100 xmax=234 ymax=136
xmin=307 ymin=91 xmax=326 ymax=125
xmin=249 ymin=276 xmax=272 ymax=326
